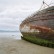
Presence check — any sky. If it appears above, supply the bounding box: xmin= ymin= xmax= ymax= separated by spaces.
xmin=0 ymin=0 xmax=53 ymax=31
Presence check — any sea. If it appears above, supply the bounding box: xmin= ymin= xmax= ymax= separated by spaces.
xmin=0 ymin=31 xmax=22 ymax=40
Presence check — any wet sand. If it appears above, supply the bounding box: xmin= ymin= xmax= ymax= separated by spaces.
xmin=0 ymin=38 xmax=54 ymax=54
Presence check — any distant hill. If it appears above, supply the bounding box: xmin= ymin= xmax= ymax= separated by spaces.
xmin=0 ymin=30 xmax=19 ymax=32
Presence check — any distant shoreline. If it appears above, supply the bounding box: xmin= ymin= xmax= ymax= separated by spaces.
xmin=0 ymin=31 xmax=19 ymax=32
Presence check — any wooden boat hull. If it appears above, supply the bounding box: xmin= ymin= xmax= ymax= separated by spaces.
xmin=20 ymin=6 xmax=54 ymax=48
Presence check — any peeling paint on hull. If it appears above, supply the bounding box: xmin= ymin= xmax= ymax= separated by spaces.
xmin=20 ymin=6 xmax=54 ymax=47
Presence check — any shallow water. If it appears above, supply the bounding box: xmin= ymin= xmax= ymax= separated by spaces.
xmin=0 ymin=32 xmax=22 ymax=40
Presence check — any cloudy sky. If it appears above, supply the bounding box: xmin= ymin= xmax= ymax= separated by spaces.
xmin=0 ymin=0 xmax=53 ymax=31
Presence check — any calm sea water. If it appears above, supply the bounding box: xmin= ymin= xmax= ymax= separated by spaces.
xmin=0 ymin=32 xmax=22 ymax=40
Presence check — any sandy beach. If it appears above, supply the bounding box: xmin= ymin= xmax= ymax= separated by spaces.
xmin=0 ymin=38 xmax=54 ymax=54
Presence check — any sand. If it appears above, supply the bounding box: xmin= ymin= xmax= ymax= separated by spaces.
xmin=0 ymin=38 xmax=54 ymax=54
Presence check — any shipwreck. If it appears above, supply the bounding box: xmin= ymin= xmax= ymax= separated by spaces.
xmin=20 ymin=1 xmax=54 ymax=48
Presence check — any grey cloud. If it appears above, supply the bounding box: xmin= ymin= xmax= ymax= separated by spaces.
xmin=0 ymin=0 xmax=41 ymax=5
xmin=0 ymin=0 xmax=53 ymax=31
